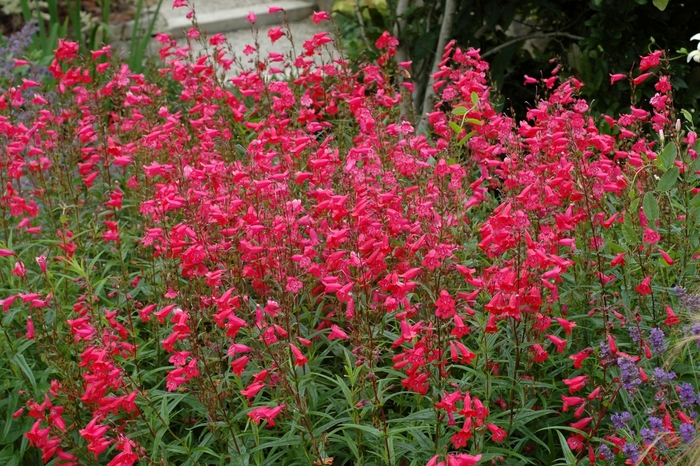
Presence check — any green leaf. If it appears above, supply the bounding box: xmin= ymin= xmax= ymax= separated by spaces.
xmin=622 ymin=223 xmax=639 ymax=244
xmin=681 ymin=108 xmax=694 ymax=123
xmin=652 ymin=0 xmax=669 ymax=10
xmin=660 ymin=143 xmax=677 ymax=170
xmin=643 ymin=192 xmax=659 ymax=221
xmin=465 ymin=118 xmax=483 ymax=126
xmin=451 ymin=106 xmax=468 ymax=116
xmin=690 ymin=191 xmax=700 ymax=207
xmin=471 ymin=91 xmax=479 ymax=107
xmin=630 ymin=198 xmax=640 ymax=212
xmin=656 ymin=166 xmax=679 ymax=192
xmin=10 ymin=354 xmax=36 ymax=395
xmin=341 ymin=423 xmax=382 ymax=437
xmin=556 ymin=430 xmax=578 ymax=465
xmin=458 ymin=131 xmax=475 ymax=146
xmin=449 ymin=121 xmax=462 ymax=134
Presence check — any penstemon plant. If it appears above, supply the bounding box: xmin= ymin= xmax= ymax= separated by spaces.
xmin=2 ymin=2 xmax=700 ymax=465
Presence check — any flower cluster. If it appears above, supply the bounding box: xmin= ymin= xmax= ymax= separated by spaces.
xmin=0 ymin=7 xmax=699 ymax=466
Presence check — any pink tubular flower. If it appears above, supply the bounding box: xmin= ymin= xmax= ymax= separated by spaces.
xmin=312 ymin=11 xmax=331 ymax=23
xmin=546 ymin=334 xmax=567 ymax=353
xmin=486 ymin=423 xmax=506 ymax=442
xmin=659 ymin=248 xmax=674 ymax=265
xmin=611 ymin=252 xmax=626 ymax=267
xmin=248 ymin=404 xmax=285 ymax=426
xmin=555 ymin=318 xmax=576 ymax=335
xmin=609 ymin=73 xmax=626 ymax=85
xmin=11 ymin=261 xmax=26 ymax=277
xmin=1 ymin=295 xmax=18 ymax=312
xmin=447 ymin=453 xmax=482 ymax=466
xmin=643 ymin=227 xmax=660 ymax=245
xmin=55 ymin=39 xmax=79 ymax=61
xmin=245 ymin=11 xmax=257 ymax=23
xmin=240 ymin=381 xmax=265 ymax=400
xmin=639 ymin=50 xmax=663 ymax=71
xmin=635 ymin=276 xmax=652 ymax=296
xmin=435 ymin=289 xmax=456 ymax=318
xmin=289 ymin=343 xmax=308 ymax=366
xmin=633 ymin=72 xmax=654 ymax=86
xmin=328 ymin=324 xmax=349 ymax=340
xmin=26 ymin=317 xmax=35 ymax=340
xmin=79 ymin=418 xmax=111 ymax=459
xmin=268 ymin=27 xmax=284 ymax=43
xmin=664 ymin=305 xmax=680 ymax=326
xmin=532 ymin=344 xmax=549 ymax=363
xmin=563 ymin=375 xmax=589 ymax=394
xmin=35 ymin=255 xmax=47 ymax=274
xmin=561 ymin=395 xmax=585 ymax=412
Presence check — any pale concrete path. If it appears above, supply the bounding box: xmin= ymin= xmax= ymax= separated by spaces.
xmin=112 ymin=0 xmax=340 ymax=75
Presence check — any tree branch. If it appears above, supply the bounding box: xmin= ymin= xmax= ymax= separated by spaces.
xmin=416 ymin=0 xmax=457 ymax=134
xmin=354 ymin=0 xmax=372 ymax=49
xmin=481 ymin=31 xmax=585 ymax=59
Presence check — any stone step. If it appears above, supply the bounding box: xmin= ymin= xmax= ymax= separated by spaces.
xmin=111 ymin=0 xmax=317 ymax=41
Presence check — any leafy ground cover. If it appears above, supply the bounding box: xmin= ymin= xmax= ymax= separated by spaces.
xmin=1 ymin=4 xmax=700 ymax=466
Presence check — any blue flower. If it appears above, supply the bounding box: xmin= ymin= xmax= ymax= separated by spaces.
xmin=611 ymin=411 xmax=633 ymax=429
xmin=617 ymin=357 xmax=642 ymax=395
xmin=598 ymin=444 xmax=614 ymax=461
xmin=649 ymin=328 xmax=666 ymax=355
xmin=679 ymin=382 xmax=697 ymax=408
xmin=622 ymin=442 xmax=640 ymax=463
xmin=681 ymin=423 xmax=695 ymax=443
